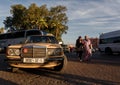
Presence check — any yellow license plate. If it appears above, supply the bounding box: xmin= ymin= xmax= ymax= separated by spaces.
xmin=23 ymin=58 xmax=44 ymax=63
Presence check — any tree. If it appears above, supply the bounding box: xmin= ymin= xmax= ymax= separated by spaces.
xmin=49 ymin=5 xmax=68 ymax=40
xmin=3 ymin=16 xmax=13 ymax=29
xmin=10 ymin=4 xmax=27 ymax=30
xmin=3 ymin=3 xmax=68 ymax=41
xmin=25 ymin=4 xmax=48 ymax=29
xmin=3 ymin=4 xmax=26 ymax=30
xmin=0 ymin=27 xmax=4 ymax=34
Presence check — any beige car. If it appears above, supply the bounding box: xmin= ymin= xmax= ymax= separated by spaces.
xmin=6 ymin=35 xmax=67 ymax=72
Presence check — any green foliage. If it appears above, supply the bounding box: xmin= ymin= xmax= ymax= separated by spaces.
xmin=0 ymin=27 xmax=4 ymax=34
xmin=3 ymin=16 xmax=13 ymax=29
xmin=3 ymin=3 xmax=68 ymax=41
xmin=11 ymin=4 xmax=27 ymax=30
xmin=48 ymin=5 xmax=68 ymax=40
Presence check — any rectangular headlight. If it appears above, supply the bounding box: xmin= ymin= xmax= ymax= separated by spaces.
xmin=47 ymin=48 xmax=63 ymax=56
xmin=7 ymin=48 xmax=20 ymax=56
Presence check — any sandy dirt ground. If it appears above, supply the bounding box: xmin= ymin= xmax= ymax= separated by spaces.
xmin=0 ymin=52 xmax=120 ymax=85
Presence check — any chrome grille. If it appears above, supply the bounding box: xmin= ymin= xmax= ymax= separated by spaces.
xmin=21 ymin=47 xmax=46 ymax=58
xmin=33 ymin=48 xmax=46 ymax=57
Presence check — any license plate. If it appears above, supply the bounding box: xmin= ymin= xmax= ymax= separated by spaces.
xmin=23 ymin=58 xmax=44 ymax=63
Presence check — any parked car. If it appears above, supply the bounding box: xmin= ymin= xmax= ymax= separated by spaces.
xmin=61 ymin=44 xmax=70 ymax=53
xmin=6 ymin=35 xmax=67 ymax=72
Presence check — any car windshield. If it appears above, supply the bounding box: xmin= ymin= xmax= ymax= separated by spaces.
xmin=25 ymin=36 xmax=58 ymax=44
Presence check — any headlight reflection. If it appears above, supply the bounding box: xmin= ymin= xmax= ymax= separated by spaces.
xmin=7 ymin=48 xmax=20 ymax=56
xmin=47 ymin=48 xmax=62 ymax=56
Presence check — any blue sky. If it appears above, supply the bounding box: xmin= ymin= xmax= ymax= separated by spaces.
xmin=0 ymin=0 xmax=120 ymax=45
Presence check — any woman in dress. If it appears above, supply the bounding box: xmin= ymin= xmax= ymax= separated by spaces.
xmin=83 ymin=35 xmax=92 ymax=61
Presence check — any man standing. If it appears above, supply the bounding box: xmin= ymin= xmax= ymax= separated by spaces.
xmin=75 ymin=36 xmax=84 ymax=61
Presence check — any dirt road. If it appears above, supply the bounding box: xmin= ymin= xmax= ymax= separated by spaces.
xmin=0 ymin=52 xmax=120 ymax=85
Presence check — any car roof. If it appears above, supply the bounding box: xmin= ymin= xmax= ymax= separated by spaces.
xmin=29 ymin=35 xmax=54 ymax=37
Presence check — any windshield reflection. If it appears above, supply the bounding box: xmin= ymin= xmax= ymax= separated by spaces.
xmin=25 ymin=36 xmax=58 ymax=44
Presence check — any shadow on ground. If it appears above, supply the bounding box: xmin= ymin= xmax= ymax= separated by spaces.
xmin=0 ymin=53 xmax=119 ymax=85
xmin=21 ymin=68 xmax=119 ymax=85
xmin=65 ymin=52 xmax=120 ymax=66
xmin=0 ymin=78 xmax=17 ymax=85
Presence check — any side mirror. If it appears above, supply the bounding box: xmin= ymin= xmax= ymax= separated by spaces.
xmin=59 ymin=42 xmax=63 ymax=45
xmin=20 ymin=40 xmax=26 ymax=44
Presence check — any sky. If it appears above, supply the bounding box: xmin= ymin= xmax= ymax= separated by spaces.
xmin=0 ymin=0 xmax=120 ymax=45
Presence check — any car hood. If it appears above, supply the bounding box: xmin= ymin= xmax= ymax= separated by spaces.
xmin=8 ymin=43 xmax=61 ymax=49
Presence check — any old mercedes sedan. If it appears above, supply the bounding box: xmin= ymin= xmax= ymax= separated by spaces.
xmin=6 ymin=35 xmax=67 ymax=72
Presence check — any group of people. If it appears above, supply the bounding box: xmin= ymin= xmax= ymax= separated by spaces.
xmin=75 ymin=35 xmax=92 ymax=62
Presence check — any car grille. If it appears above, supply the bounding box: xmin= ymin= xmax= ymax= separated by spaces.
xmin=21 ymin=47 xmax=46 ymax=58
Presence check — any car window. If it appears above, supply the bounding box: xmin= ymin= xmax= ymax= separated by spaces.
xmin=25 ymin=36 xmax=58 ymax=44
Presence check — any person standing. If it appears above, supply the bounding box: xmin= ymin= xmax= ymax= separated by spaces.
xmin=75 ymin=36 xmax=84 ymax=61
xmin=83 ymin=35 xmax=92 ymax=61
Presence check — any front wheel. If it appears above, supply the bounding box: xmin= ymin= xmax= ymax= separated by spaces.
xmin=7 ymin=66 xmax=19 ymax=73
xmin=54 ymin=56 xmax=67 ymax=72
xmin=105 ymin=48 xmax=113 ymax=55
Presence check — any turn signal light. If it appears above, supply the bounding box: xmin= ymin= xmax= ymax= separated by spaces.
xmin=23 ymin=48 xmax=28 ymax=53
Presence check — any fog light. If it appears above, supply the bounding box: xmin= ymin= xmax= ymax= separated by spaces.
xmin=23 ymin=48 xmax=28 ymax=53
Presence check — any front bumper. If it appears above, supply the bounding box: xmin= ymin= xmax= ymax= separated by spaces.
xmin=0 ymin=47 xmax=5 ymax=53
xmin=5 ymin=57 xmax=64 ymax=68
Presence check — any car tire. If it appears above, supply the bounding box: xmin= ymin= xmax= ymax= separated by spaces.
xmin=8 ymin=67 xmax=19 ymax=73
xmin=53 ymin=55 xmax=67 ymax=72
xmin=105 ymin=48 xmax=113 ymax=55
